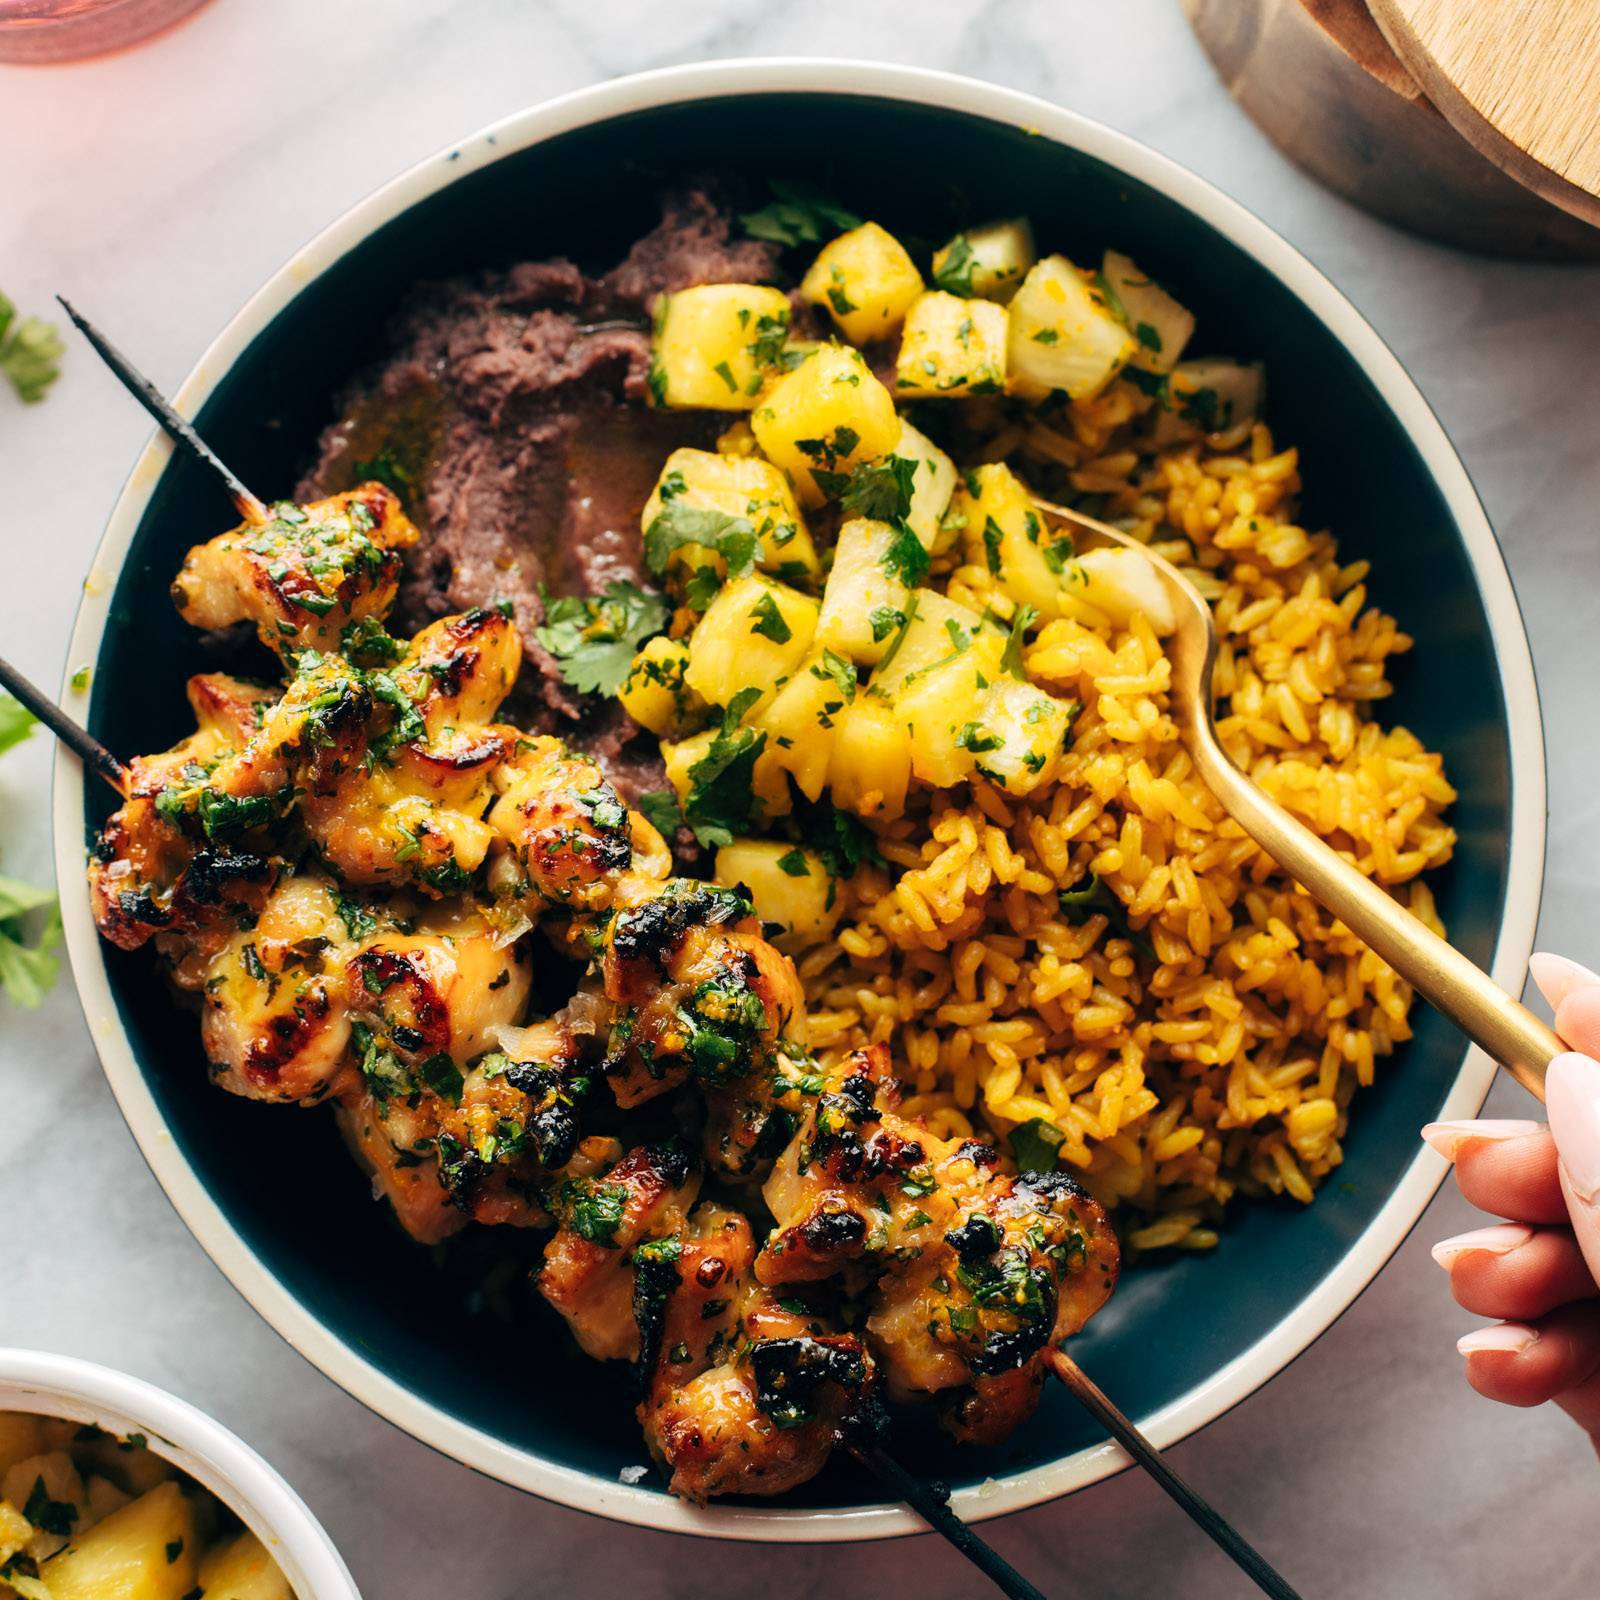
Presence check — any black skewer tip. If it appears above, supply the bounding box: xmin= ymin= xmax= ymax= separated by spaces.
xmin=1049 ymin=1351 xmax=1303 ymax=1600
xmin=0 ymin=654 xmax=125 ymax=796
xmin=55 ymin=295 xmax=267 ymax=524
xmin=847 ymin=1441 xmax=1046 ymax=1600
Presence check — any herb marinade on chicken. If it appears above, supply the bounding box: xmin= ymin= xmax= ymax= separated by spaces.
xmin=87 ymin=485 xmax=1120 ymax=1502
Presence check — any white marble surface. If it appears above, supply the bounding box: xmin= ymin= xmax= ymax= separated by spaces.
xmin=4 ymin=3 xmax=1600 ymax=1596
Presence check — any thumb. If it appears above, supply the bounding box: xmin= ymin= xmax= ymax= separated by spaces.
xmin=1545 ymin=1052 xmax=1600 ymax=1289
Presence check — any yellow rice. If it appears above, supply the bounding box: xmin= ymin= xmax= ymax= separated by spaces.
xmin=799 ymin=388 xmax=1457 ymax=1251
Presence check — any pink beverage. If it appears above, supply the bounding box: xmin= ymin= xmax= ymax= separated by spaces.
xmin=0 ymin=0 xmax=210 ymax=62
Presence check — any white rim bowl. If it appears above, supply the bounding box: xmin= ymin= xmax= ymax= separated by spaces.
xmin=0 ymin=1348 xmax=359 ymax=1596
xmin=52 ymin=58 xmax=1546 ymax=1540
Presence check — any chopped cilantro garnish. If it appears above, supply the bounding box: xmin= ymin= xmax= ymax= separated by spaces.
xmin=881 ymin=522 xmax=930 ymax=588
xmin=839 ymin=455 xmax=918 ymax=523
xmin=535 ymin=580 xmax=668 ymax=697
xmin=931 ymin=235 xmax=977 ymax=296
xmin=982 ymin=516 xmax=1004 ymax=576
xmin=680 ymin=689 xmax=767 ymax=848
xmin=1000 ymin=603 xmax=1039 ymax=681
xmin=749 ymin=591 xmax=792 ymax=644
xmin=740 ymin=180 xmax=862 ymax=248
xmin=644 ymin=501 xmax=762 ymax=581
xmin=1010 ymin=1117 xmax=1066 ymax=1173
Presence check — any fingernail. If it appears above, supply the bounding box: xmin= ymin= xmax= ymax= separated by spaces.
xmin=1431 ymin=1223 xmax=1533 ymax=1267
xmin=1547 ymin=1052 xmax=1600 ymax=1289
xmin=1458 ymin=1324 xmax=1539 ymax=1356
xmin=1530 ymin=952 xmax=1600 ymax=1011
xmin=1421 ymin=1119 xmax=1543 ymax=1161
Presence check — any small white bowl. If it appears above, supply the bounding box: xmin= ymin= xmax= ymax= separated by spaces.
xmin=0 ymin=1349 xmax=359 ymax=1599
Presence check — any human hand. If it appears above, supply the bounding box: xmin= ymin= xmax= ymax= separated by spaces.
xmin=1423 ymin=953 xmax=1600 ymax=1444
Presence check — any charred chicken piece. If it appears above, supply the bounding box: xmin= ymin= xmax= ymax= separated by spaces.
xmin=171 ymin=484 xmax=418 ymax=658
xmin=759 ymin=1048 xmax=1120 ymax=1444
xmin=486 ymin=737 xmax=664 ymax=915
xmin=594 ymin=879 xmax=807 ymax=1124
xmin=538 ymin=1139 xmax=702 ymax=1362
xmin=634 ymin=1203 xmax=873 ymax=1503
xmin=88 ymin=672 xmax=280 ymax=956
xmin=434 ymin=1014 xmax=596 ymax=1228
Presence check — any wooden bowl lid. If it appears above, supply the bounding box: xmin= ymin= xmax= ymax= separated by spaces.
xmin=1367 ymin=0 xmax=1600 ymax=225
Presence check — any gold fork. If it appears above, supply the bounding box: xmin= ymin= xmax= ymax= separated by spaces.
xmin=1032 ymin=493 xmax=1560 ymax=1103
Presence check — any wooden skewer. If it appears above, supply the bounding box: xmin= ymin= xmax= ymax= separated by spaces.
xmin=55 ymin=296 xmax=268 ymax=524
xmin=848 ymin=1440 xmax=1045 ymax=1600
xmin=1049 ymin=1350 xmax=1303 ymax=1600
xmin=0 ymin=653 xmax=126 ymax=796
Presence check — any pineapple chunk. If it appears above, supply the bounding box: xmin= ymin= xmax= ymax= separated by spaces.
xmin=894 ymin=419 xmax=958 ymax=552
xmin=72 ymin=1436 xmax=175 ymax=1499
xmin=1006 ymin=255 xmax=1135 ymax=401
xmin=618 ymin=636 xmax=705 ymax=738
xmin=641 ymin=448 xmax=819 ymax=581
xmin=40 ymin=1480 xmax=197 ymax=1600
xmin=867 ymin=589 xmax=986 ymax=697
xmin=815 ymin=518 xmax=917 ymax=667
xmin=955 ymin=464 xmax=1080 ymax=619
xmin=714 ymin=841 xmax=842 ymax=952
xmin=683 ymin=575 xmax=818 ymax=716
xmin=759 ymin=653 xmax=852 ymax=802
xmin=827 ymin=696 xmax=913 ymax=819
xmin=195 ymin=1528 xmax=293 ymax=1600
xmin=0 ymin=1416 xmax=44 ymax=1479
xmin=1100 ymin=250 xmax=1194 ymax=375
xmin=661 ymin=722 xmax=790 ymax=826
xmin=84 ymin=1475 xmax=132 ymax=1522
xmin=3 ymin=1452 xmax=88 ymax=1563
xmin=648 ymin=284 xmax=792 ymax=410
xmin=930 ymin=218 xmax=1037 ymax=302
xmin=0 ymin=1499 xmax=29 ymax=1565
xmin=799 ymin=223 xmax=924 ymax=346
xmin=751 ymin=344 xmax=900 ymax=507
xmin=1073 ymin=546 xmax=1179 ymax=635
xmin=894 ymin=292 xmax=1007 ymax=397
xmin=895 ymin=632 xmax=1006 ymax=789
xmin=967 ymin=677 xmax=1077 ymax=795
xmin=1160 ymin=358 xmax=1265 ymax=439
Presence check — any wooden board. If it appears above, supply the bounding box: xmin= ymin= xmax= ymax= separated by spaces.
xmin=1184 ymin=0 xmax=1600 ymax=257
xmin=1368 ymin=0 xmax=1600 ymax=226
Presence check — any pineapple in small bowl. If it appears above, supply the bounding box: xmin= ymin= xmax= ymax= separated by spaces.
xmin=0 ymin=1351 xmax=357 ymax=1600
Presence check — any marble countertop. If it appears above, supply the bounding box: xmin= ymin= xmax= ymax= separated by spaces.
xmin=4 ymin=3 xmax=1600 ymax=1596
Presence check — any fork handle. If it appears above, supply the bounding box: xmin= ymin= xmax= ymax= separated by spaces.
xmin=1186 ymin=719 xmax=1560 ymax=1103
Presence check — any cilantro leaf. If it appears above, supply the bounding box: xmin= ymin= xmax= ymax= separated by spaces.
xmin=535 ymin=580 xmax=668 ymax=698
xmin=682 ymin=689 xmax=767 ymax=848
xmin=0 ymin=295 xmax=64 ymax=404
xmin=881 ymin=523 xmax=930 ymax=588
xmin=0 ymin=693 xmax=36 ymax=757
xmin=1000 ymin=603 xmax=1039 ymax=681
xmin=740 ymin=181 xmax=862 ymax=248
xmin=643 ymin=501 xmax=762 ymax=582
xmin=749 ymin=591 xmax=792 ymax=644
xmin=795 ymin=799 xmax=884 ymax=879
xmin=1059 ymin=871 xmax=1156 ymax=959
xmin=0 ymin=901 xmax=61 ymax=1009
xmin=931 ymin=235 xmax=978 ymax=296
xmin=840 ymin=455 xmax=919 ymax=524
xmin=1010 ymin=1117 xmax=1066 ymax=1174
xmin=22 ymin=1473 xmax=78 ymax=1536
xmin=638 ymin=788 xmax=686 ymax=838
xmin=815 ymin=649 xmax=857 ymax=704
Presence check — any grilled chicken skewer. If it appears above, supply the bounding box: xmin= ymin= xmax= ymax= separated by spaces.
xmin=65 ymin=303 xmax=1302 ymax=1600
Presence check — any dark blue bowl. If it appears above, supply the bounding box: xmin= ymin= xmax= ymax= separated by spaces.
xmin=55 ymin=63 xmax=1545 ymax=1537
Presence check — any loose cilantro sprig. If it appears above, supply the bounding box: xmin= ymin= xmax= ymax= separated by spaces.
xmin=0 ymin=295 xmax=64 ymax=404
xmin=740 ymin=181 xmax=862 ymax=248
xmin=535 ymin=580 xmax=668 ymax=697
xmin=0 ymin=696 xmax=60 ymax=1010
xmin=839 ymin=455 xmax=918 ymax=523
xmin=677 ymin=688 xmax=768 ymax=848
xmin=1059 ymin=870 xmax=1156 ymax=959
xmin=1000 ymin=603 xmax=1039 ymax=681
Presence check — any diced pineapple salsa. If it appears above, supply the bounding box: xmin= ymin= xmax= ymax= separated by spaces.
xmin=0 ymin=1411 xmax=293 ymax=1599
xmin=611 ymin=214 xmax=1261 ymax=948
